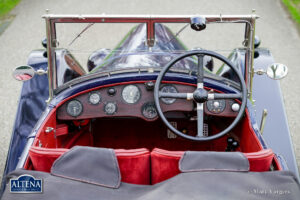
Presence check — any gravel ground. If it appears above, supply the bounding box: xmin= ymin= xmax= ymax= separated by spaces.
xmin=0 ymin=0 xmax=299 ymax=181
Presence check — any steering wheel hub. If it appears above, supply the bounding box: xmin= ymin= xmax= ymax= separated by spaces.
xmin=193 ymin=88 xmax=208 ymax=103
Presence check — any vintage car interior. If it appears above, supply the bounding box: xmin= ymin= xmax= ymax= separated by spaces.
xmin=25 ymin=50 xmax=278 ymax=185
xmin=11 ymin=16 xmax=284 ymax=188
xmin=26 ymin=83 xmax=277 ymax=185
xmin=3 ymin=13 xmax=300 ymax=200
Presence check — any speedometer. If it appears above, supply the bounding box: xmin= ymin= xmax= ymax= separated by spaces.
xmin=160 ymin=85 xmax=178 ymax=104
xmin=121 ymin=85 xmax=141 ymax=104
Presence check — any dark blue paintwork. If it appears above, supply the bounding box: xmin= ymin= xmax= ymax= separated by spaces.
xmin=0 ymin=53 xmax=49 ymax=195
xmin=252 ymin=49 xmax=299 ymax=179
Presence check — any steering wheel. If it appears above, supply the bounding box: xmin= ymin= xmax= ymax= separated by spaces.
xmin=154 ymin=50 xmax=247 ymax=141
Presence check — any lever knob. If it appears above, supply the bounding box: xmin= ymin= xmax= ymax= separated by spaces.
xmin=227 ymin=137 xmax=234 ymax=145
xmin=231 ymin=141 xmax=239 ymax=150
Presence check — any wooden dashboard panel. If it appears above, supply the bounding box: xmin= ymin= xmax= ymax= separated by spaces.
xmin=57 ymin=83 xmax=195 ymax=121
xmin=57 ymin=82 xmax=239 ymax=121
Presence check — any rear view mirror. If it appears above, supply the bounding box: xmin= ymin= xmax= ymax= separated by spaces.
xmin=266 ymin=63 xmax=288 ymax=80
xmin=254 ymin=63 xmax=288 ymax=80
xmin=13 ymin=66 xmax=35 ymax=81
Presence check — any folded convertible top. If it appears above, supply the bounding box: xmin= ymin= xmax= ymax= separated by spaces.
xmin=2 ymin=147 xmax=300 ymax=200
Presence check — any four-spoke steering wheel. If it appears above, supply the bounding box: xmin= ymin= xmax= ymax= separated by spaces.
xmin=154 ymin=50 xmax=247 ymax=141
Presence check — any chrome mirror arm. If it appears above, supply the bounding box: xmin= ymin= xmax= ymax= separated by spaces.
xmin=254 ymin=68 xmax=266 ymax=75
xmin=36 ymin=68 xmax=48 ymax=75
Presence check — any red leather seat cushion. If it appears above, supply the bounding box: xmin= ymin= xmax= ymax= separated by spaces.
xmin=151 ymin=148 xmax=274 ymax=184
xmin=29 ymin=147 xmax=68 ymax=172
xmin=245 ymin=149 xmax=274 ymax=172
xmin=115 ymin=148 xmax=150 ymax=185
xmin=29 ymin=147 xmax=150 ymax=185
xmin=151 ymin=148 xmax=184 ymax=184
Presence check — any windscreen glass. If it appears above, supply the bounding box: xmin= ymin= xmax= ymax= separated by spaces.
xmin=55 ymin=21 xmax=245 ymax=85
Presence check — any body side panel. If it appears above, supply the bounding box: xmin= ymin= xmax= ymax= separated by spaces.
xmin=234 ymin=48 xmax=299 ymax=179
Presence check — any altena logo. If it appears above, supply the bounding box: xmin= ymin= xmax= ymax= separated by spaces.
xmin=10 ymin=174 xmax=42 ymax=193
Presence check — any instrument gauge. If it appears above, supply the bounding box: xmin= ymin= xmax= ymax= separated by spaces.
xmin=88 ymin=92 xmax=101 ymax=105
xmin=104 ymin=102 xmax=117 ymax=115
xmin=142 ymin=102 xmax=158 ymax=119
xmin=66 ymin=100 xmax=83 ymax=117
xmin=122 ymin=85 xmax=141 ymax=104
xmin=160 ymin=85 xmax=178 ymax=104
xmin=206 ymin=100 xmax=226 ymax=114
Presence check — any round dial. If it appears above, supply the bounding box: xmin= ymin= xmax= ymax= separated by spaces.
xmin=66 ymin=100 xmax=83 ymax=117
xmin=206 ymin=100 xmax=226 ymax=114
xmin=104 ymin=102 xmax=117 ymax=115
xmin=121 ymin=85 xmax=141 ymax=104
xmin=160 ymin=85 xmax=178 ymax=104
xmin=88 ymin=92 xmax=101 ymax=105
xmin=142 ymin=102 xmax=157 ymax=119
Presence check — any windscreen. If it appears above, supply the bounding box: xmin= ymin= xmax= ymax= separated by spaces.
xmin=55 ymin=21 xmax=245 ymax=83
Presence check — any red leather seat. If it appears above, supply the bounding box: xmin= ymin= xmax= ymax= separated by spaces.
xmin=114 ymin=148 xmax=150 ymax=185
xmin=245 ymin=149 xmax=274 ymax=172
xmin=28 ymin=147 xmax=68 ymax=172
xmin=29 ymin=147 xmax=274 ymax=185
xmin=29 ymin=146 xmax=150 ymax=185
xmin=151 ymin=148 xmax=184 ymax=184
xmin=151 ymin=148 xmax=274 ymax=184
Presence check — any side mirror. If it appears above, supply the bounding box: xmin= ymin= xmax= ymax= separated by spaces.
xmin=266 ymin=63 xmax=288 ymax=80
xmin=254 ymin=63 xmax=288 ymax=80
xmin=13 ymin=65 xmax=47 ymax=81
xmin=13 ymin=66 xmax=35 ymax=81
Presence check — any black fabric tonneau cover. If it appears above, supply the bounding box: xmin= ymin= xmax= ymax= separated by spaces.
xmin=2 ymin=169 xmax=300 ymax=200
xmin=2 ymin=147 xmax=300 ymax=200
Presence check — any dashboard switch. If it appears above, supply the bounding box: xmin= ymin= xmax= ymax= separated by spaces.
xmin=145 ymin=81 xmax=155 ymax=91
xmin=107 ymin=88 xmax=116 ymax=96
xmin=231 ymin=103 xmax=240 ymax=112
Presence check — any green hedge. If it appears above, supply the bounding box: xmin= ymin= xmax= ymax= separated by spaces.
xmin=0 ymin=0 xmax=21 ymax=17
xmin=282 ymin=0 xmax=300 ymax=25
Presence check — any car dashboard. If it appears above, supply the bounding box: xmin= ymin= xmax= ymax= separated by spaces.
xmin=57 ymin=81 xmax=240 ymax=121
